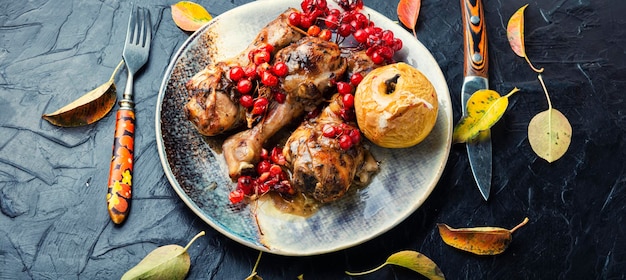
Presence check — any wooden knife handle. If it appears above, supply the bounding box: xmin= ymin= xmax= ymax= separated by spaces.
xmin=106 ymin=108 xmax=135 ymax=224
xmin=461 ymin=0 xmax=488 ymax=78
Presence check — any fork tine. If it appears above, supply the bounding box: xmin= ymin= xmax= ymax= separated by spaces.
xmin=143 ymin=9 xmax=152 ymax=47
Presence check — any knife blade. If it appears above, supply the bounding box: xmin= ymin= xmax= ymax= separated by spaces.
xmin=460 ymin=0 xmax=492 ymax=200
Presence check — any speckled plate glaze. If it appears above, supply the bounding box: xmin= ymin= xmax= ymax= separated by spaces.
xmin=156 ymin=0 xmax=452 ymax=256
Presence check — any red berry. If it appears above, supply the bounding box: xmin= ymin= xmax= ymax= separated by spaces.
xmin=260 ymin=148 xmax=269 ymax=160
xmin=381 ymin=30 xmax=395 ymax=46
xmin=256 ymin=160 xmax=271 ymax=174
xmin=274 ymin=91 xmax=286 ymax=104
xmin=300 ymin=13 xmax=314 ymax=29
xmin=338 ymin=23 xmax=352 ymax=37
xmin=307 ymin=25 xmax=321 ymax=37
xmin=322 ymin=123 xmax=337 ymax=138
xmin=319 ymin=29 xmax=332 ymax=41
xmin=271 ymin=62 xmax=288 ymax=77
xmin=229 ymin=66 xmax=244 ymax=81
xmin=244 ymin=66 xmax=257 ymax=79
xmin=339 ymin=134 xmax=353 ymax=150
xmin=371 ymin=51 xmax=384 ymax=64
xmin=270 ymin=147 xmax=286 ymax=165
xmin=353 ymin=29 xmax=367 ymax=43
xmin=288 ymin=11 xmax=301 ymax=26
xmin=252 ymin=97 xmax=269 ymax=115
xmin=348 ymin=128 xmax=361 ymax=144
xmin=229 ymin=189 xmax=244 ymax=204
xmin=392 ymin=38 xmax=403 ymax=51
xmin=253 ymin=50 xmax=271 ymax=65
xmin=261 ymin=71 xmax=278 ymax=87
xmin=269 ymin=164 xmax=283 ymax=176
xmin=350 ymin=72 xmax=363 ymax=86
xmin=325 ymin=14 xmax=338 ymax=29
xmin=379 ymin=46 xmax=393 ymax=60
xmin=237 ymin=176 xmax=254 ymax=195
xmin=336 ymin=81 xmax=352 ymax=95
xmin=259 ymin=43 xmax=274 ymax=54
xmin=342 ymin=93 xmax=354 ymax=108
xmin=239 ymin=94 xmax=254 ymax=107
xmin=257 ymin=182 xmax=270 ymax=194
xmin=237 ymin=79 xmax=253 ymax=94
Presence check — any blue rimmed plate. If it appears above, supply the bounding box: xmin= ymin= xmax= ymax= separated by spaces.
xmin=156 ymin=0 xmax=451 ymax=256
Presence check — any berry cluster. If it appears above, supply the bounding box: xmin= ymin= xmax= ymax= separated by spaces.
xmin=288 ymin=0 xmax=402 ymax=65
xmin=228 ymin=43 xmax=289 ymax=117
xmin=229 ymin=147 xmax=294 ymax=204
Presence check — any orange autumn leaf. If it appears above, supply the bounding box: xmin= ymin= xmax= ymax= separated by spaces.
xmin=437 ymin=217 xmax=529 ymax=255
xmin=507 ymin=4 xmax=543 ymax=73
xmin=397 ymin=0 xmax=421 ymax=38
xmin=171 ymin=1 xmax=213 ymax=32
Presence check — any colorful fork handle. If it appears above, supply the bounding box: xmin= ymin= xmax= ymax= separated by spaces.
xmin=107 ymin=106 xmax=135 ymax=224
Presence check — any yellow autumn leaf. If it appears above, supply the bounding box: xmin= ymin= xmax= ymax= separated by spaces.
xmin=42 ymin=60 xmax=124 ymax=127
xmin=507 ymin=4 xmax=543 ymax=73
xmin=438 ymin=217 xmax=529 ymax=255
xmin=171 ymin=1 xmax=213 ymax=32
xmin=453 ymin=88 xmax=520 ymax=143
xmin=527 ymin=75 xmax=572 ymax=163
xmin=346 ymin=250 xmax=444 ymax=280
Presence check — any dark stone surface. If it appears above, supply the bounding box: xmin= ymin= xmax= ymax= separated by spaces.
xmin=1 ymin=0 xmax=624 ymax=279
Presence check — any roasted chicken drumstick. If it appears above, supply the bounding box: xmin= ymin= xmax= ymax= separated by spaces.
xmin=184 ymin=8 xmax=304 ymax=136
xmin=283 ymin=94 xmax=379 ymax=203
xmin=222 ymin=36 xmax=348 ymax=178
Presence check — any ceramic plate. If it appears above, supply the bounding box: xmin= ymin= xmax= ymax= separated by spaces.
xmin=156 ymin=0 xmax=452 ymax=256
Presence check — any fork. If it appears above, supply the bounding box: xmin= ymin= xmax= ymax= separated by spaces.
xmin=107 ymin=6 xmax=152 ymax=225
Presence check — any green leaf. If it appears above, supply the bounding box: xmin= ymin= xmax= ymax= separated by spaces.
xmin=346 ymin=250 xmax=444 ymax=280
xmin=453 ymin=88 xmax=520 ymax=143
xmin=528 ymin=108 xmax=572 ymax=162
xmin=121 ymin=231 xmax=205 ymax=280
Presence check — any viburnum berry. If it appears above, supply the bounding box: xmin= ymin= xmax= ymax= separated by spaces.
xmin=274 ymin=91 xmax=286 ymax=104
xmin=347 ymin=128 xmax=361 ymax=144
xmin=350 ymin=72 xmax=363 ymax=86
xmin=288 ymin=11 xmax=301 ymax=27
xmin=336 ymin=81 xmax=352 ymax=95
xmin=256 ymin=160 xmax=271 ymax=174
xmin=325 ymin=14 xmax=339 ymax=29
xmin=322 ymin=123 xmax=337 ymax=138
xmin=237 ymin=79 xmax=253 ymax=94
xmin=229 ymin=66 xmax=244 ymax=81
xmin=371 ymin=51 xmax=384 ymax=64
xmin=253 ymin=50 xmax=271 ymax=65
xmin=342 ymin=93 xmax=354 ymax=108
xmin=229 ymin=189 xmax=244 ymax=204
xmin=261 ymin=71 xmax=278 ymax=87
xmin=353 ymin=29 xmax=367 ymax=43
xmin=271 ymin=62 xmax=288 ymax=77
xmin=237 ymin=176 xmax=254 ymax=195
xmin=239 ymin=94 xmax=254 ymax=107
xmin=318 ymin=29 xmax=332 ymax=41
xmin=307 ymin=25 xmax=321 ymax=37
xmin=269 ymin=164 xmax=283 ymax=176
xmin=252 ymin=97 xmax=269 ymax=115
xmin=338 ymin=134 xmax=353 ymax=150
xmin=270 ymin=147 xmax=286 ymax=165
xmin=338 ymin=23 xmax=352 ymax=37
xmin=243 ymin=66 xmax=257 ymax=79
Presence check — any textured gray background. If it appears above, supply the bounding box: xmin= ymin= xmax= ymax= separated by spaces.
xmin=1 ymin=0 xmax=624 ymax=279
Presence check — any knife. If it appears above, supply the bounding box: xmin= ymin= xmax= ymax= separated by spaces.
xmin=460 ymin=0 xmax=491 ymax=200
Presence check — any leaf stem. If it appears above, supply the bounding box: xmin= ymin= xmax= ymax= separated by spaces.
xmin=525 ymin=55 xmax=544 ymax=73
xmin=537 ymin=74 xmax=552 ymax=110
xmin=251 ymin=251 xmax=263 ymax=275
xmin=183 ymin=231 xmax=205 ymax=251
xmin=345 ymin=262 xmax=388 ymax=276
xmin=504 ymin=87 xmax=521 ymax=98
xmin=510 ymin=217 xmax=529 ymax=233
xmin=109 ymin=59 xmax=125 ymax=82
